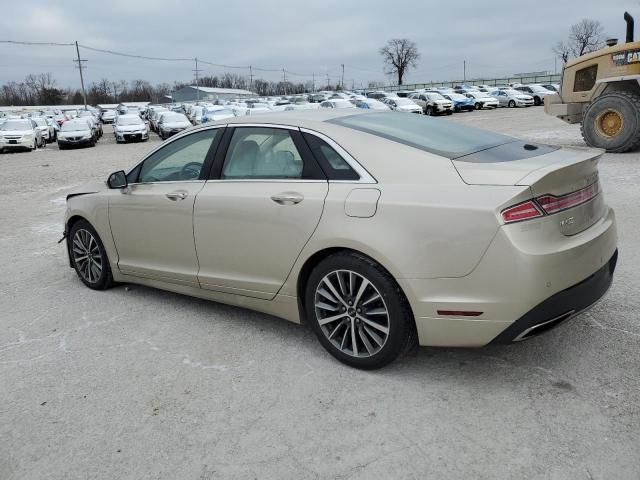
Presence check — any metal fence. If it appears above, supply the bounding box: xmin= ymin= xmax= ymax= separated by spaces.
xmin=379 ymin=74 xmax=561 ymax=92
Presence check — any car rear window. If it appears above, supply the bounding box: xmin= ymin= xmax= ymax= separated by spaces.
xmin=328 ymin=112 xmax=551 ymax=161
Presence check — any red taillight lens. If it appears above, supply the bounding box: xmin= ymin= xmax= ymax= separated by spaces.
xmin=501 ymin=200 xmax=543 ymax=223
xmin=536 ymin=182 xmax=599 ymax=215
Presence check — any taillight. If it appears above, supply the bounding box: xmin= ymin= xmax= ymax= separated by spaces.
xmin=501 ymin=182 xmax=600 ymax=224
xmin=501 ymin=200 xmax=543 ymax=223
xmin=536 ymin=182 xmax=599 ymax=215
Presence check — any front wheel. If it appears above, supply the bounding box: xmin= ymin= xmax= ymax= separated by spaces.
xmin=424 ymin=106 xmax=433 ymax=116
xmin=581 ymin=91 xmax=640 ymax=153
xmin=69 ymin=219 xmax=114 ymax=290
xmin=305 ymin=252 xmax=415 ymax=369
xmin=475 ymin=103 xmax=481 ymax=110
xmin=508 ymin=100 xmax=516 ymax=108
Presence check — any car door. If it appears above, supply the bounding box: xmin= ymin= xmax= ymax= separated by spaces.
xmin=194 ymin=125 xmax=328 ymax=299
xmin=108 ymin=127 xmax=223 ymax=286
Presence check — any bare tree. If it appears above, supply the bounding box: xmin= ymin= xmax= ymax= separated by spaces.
xmin=554 ymin=19 xmax=604 ymax=64
xmin=379 ymin=38 xmax=420 ymax=86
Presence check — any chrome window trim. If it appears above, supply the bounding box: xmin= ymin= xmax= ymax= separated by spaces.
xmin=298 ymin=127 xmax=377 ymax=184
xmin=205 ymin=179 xmax=327 ymax=184
xmin=125 ymin=124 xmax=228 ymax=177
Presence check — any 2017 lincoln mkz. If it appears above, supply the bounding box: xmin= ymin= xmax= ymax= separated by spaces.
xmin=63 ymin=110 xmax=618 ymax=369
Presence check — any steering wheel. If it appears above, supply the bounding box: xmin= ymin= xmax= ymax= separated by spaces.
xmin=180 ymin=162 xmax=202 ymax=180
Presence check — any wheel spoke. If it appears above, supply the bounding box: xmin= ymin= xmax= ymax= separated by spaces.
xmin=354 ymin=278 xmax=370 ymax=306
xmin=323 ymin=278 xmax=347 ymax=307
xmin=350 ymin=318 xmax=358 ymax=356
xmin=318 ymin=313 xmax=347 ymax=326
xmin=336 ymin=271 xmax=347 ymax=297
xmin=365 ymin=307 xmax=387 ymax=316
xmin=358 ymin=326 xmax=375 ymax=355
xmin=359 ymin=315 xmax=389 ymax=335
xmin=316 ymin=301 xmax=339 ymax=312
xmin=363 ymin=324 xmax=385 ymax=347
xmin=327 ymin=321 xmax=345 ymax=340
xmin=340 ymin=324 xmax=350 ymax=350
xmin=362 ymin=293 xmax=380 ymax=306
xmin=349 ymin=272 xmax=355 ymax=296
xmin=317 ymin=287 xmax=338 ymax=304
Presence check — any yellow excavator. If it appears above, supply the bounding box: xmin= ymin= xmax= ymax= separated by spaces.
xmin=545 ymin=12 xmax=640 ymax=152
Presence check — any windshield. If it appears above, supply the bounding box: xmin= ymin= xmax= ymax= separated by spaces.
xmin=33 ymin=118 xmax=47 ymax=126
xmin=329 ymin=112 xmax=515 ymax=159
xmin=117 ymin=116 xmax=144 ymax=126
xmin=426 ymin=93 xmax=445 ymax=100
xmin=530 ymin=85 xmax=549 ymax=92
xmin=446 ymin=93 xmax=467 ymax=100
xmin=62 ymin=121 xmax=89 ymax=132
xmin=333 ymin=100 xmax=353 ymax=108
xmin=1 ymin=120 xmax=31 ymax=131
xmin=504 ymin=89 xmax=523 ymax=95
xmin=393 ymin=98 xmax=416 ymax=106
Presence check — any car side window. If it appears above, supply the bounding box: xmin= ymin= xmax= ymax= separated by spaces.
xmin=137 ymin=129 xmax=219 ymax=183
xmin=302 ymin=132 xmax=360 ymax=181
xmin=222 ymin=127 xmax=305 ymax=180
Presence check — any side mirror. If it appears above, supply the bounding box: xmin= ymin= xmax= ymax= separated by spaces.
xmin=107 ymin=170 xmax=128 ymax=189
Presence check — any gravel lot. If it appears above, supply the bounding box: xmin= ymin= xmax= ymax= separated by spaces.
xmin=1 ymin=108 xmax=639 ymax=480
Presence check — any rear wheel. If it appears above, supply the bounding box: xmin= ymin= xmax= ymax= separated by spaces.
xmin=305 ymin=252 xmax=415 ymax=369
xmin=581 ymin=91 xmax=640 ymax=153
xmin=424 ymin=106 xmax=433 ymax=116
xmin=533 ymin=96 xmax=541 ymax=106
xmin=69 ymin=219 xmax=114 ymax=290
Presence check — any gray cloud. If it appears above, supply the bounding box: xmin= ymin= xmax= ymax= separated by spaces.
xmin=0 ymin=0 xmax=637 ymax=89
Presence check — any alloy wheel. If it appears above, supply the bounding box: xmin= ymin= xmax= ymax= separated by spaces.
xmin=314 ymin=269 xmax=390 ymax=358
xmin=72 ymin=229 xmax=103 ymax=284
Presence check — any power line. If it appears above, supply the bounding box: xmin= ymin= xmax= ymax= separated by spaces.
xmin=0 ymin=40 xmax=74 ymax=47
xmin=77 ymin=43 xmax=192 ymax=62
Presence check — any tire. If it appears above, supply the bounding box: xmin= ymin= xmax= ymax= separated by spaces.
xmin=424 ymin=106 xmax=433 ymax=116
xmin=305 ymin=252 xmax=416 ymax=369
xmin=446 ymin=111 xmax=453 ymax=115
xmin=58 ymin=143 xmax=65 ymax=150
xmin=581 ymin=91 xmax=640 ymax=153
xmin=30 ymin=139 xmax=36 ymax=151
xmin=508 ymin=100 xmax=516 ymax=108
xmin=475 ymin=103 xmax=481 ymax=110
xmin=533 ymin=96 xmax=541 ymax=106
xmin=69 ymin=219 xmax=114 ymax=290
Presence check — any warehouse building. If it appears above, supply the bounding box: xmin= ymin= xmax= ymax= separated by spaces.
xmin=170 ymin=86 xmax=255 ymax=102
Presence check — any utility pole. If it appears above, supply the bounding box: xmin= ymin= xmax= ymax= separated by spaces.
xmin=463 ymin=60 xmax=466 ymax=83
xmin=249 ymin=65 xmax=253 ymax=92
xmin=312 ymin=73 xmax=315 ymax=93
xmin=193 ymin=57 xmax=202 ymax=102
xmin=326 ymin=73 xmax=330 ymax=89
xmin=282 ymin=69 xmax=287 ymax=95
xmin=341 ymin=64 xmax=345 ymax=89
xmin=73 ymin=41 xmax=88 ymax=110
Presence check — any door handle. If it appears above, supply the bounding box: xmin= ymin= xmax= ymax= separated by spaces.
xmin=271 ymin=192 xmax=304 ymax=205
xmin=166 ymin=191 xmax=188 ymax=201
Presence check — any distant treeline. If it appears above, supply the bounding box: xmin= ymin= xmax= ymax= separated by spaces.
xmin=0 ymin=72 xmax=356 ymax=106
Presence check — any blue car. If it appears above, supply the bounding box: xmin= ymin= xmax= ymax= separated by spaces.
xmin=442 ymin=93 xmax=475 ymax=112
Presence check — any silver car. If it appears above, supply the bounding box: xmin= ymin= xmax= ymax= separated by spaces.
xmin=491 ymin=89 xmax=535 ymax=108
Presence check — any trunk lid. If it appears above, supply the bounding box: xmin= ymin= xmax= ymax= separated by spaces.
xmin=453 ymin=145 xmax=605 ymax=236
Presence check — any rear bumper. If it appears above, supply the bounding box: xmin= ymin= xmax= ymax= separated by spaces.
xmin=400 ymin=206 xmax=617 ymax=347
xmin=490 ymin=249 xmax=617 ymax=343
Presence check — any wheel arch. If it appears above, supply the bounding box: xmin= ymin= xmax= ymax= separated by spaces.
xmin=65 ymin=215 xmax=91 ymax=267
xmin=295 ymin=246 xmax=415 ymax=327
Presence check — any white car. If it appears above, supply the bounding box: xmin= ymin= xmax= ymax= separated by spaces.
xmin=408 ymin=92 xmax=454 ymax=116
xmin=464 ymin=91 xmax=499 ymax=110
xmin=384 ymin=97 xmax=423 ymax=114
xmin=201 ymin=106 xmax=236 ymax=124
xmin=157 ymin=112 xmax=192 ymax=140
xmin=57 ymin=119 xmax=96 ymax=149
xmin=514 ymin=84 xmax=556 ymax=106
xmin=320 ymin=100 xmax=356 ymax=109
xmin=32 ymin=117 xmax=54 ymax=143
xmin=114 ymin=114 xmax=149 ymax=143
xmin=0 ymin=118 xmax=43 ymax=152
xmin=491 ymin=89 xmax=534 ymax=108
xmin=101 ymin=109 xmax=116 ymax=124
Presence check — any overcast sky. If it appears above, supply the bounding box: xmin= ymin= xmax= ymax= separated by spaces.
xmin=1 ymin=0 xmax=639 ymax=90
